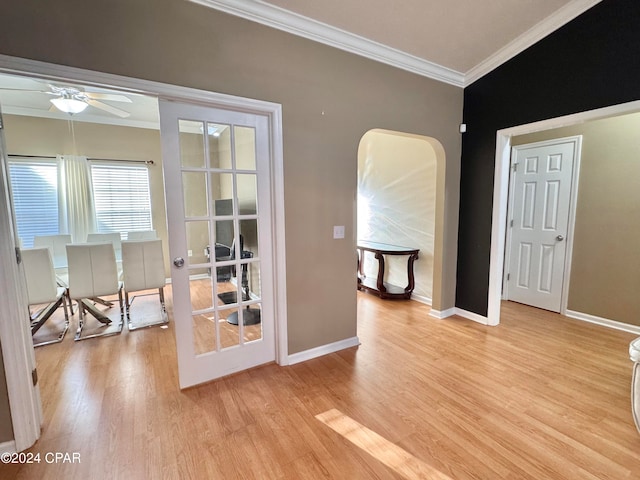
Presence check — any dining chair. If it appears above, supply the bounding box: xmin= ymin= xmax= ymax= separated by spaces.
xmin=121 ymin=239 xmax=168 ymax=330
xmin=33 ymin=233 xmax=74 ymax=314
xmin=87 ymin=232 xmax=123 ymax=262
xmin=126 ymin=230 xmax=157 ymax=240
xmin=33 ymin=234 xmax=72 ymax=269
xmin=66 ymin=242 xmax=124 ymax=341
xmin=22 ymin=247 xmax=69 ymax=346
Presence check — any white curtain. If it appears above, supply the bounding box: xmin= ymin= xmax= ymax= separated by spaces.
xmin=57 ymin=155 xmax=96 ymax=243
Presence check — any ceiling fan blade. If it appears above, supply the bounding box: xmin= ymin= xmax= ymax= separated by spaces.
xmin=86 ymin=99 xmax=131 ymax=118
xmin=0 ymin=88 xmax=56 ymax=95
xmin=85 ymin=92 xmax=132 ymax=103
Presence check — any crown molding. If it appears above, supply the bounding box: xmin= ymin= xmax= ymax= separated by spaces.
xmin=189 ymin=0 xmax=465 ymax=87
xmin=190 ymin=0 xmax=602 ymax=89
xmin=464 ymin=0 xmax=602 ymax=85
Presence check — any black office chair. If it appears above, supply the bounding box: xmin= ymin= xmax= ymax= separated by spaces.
xmin=226 ymin=235 xmax=261 ymax=326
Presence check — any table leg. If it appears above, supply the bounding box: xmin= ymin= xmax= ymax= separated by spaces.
xmin=374 ymin=252 xmax=387 ymax=293
xmin=404 ymin=252 xmax=419 ymax=296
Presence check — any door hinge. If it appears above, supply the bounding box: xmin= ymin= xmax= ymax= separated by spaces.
xmin=15 ymin=246 xmax=21 ymax=265
xmin=510 ymin=219 xmax=514 ymax=227
xmin=32 ymin=368 xmax=38 ymax=387
xmin=507 ymin=273 xmax=511 ymax=281
xmin=512 ymin=162 xmax=518 ymax=172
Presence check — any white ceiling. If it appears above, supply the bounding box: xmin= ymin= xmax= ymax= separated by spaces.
xmin=0 ymin=0 xmax=601 ymax=129
xmin=0 ymin=73 xmax=160 ymax=130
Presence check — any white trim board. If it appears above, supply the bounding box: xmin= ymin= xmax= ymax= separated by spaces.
xmin=189 ymin=0 xmax=601 ymax=88
xmin=411 ymin=294 xmax=432 ymax=306
xmin=428 ymin=307 xmax=489 ymax=325
xmin=428 ymin=307 xmax=456 ymax=320
xmin=566 ymin=310 xmax=640 ymax=335
xmin=287 ymin=337 xmax=360 ymax=366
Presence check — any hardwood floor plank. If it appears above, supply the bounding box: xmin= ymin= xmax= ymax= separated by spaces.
xmin=2 ymin=292 xmax=639 ymax=479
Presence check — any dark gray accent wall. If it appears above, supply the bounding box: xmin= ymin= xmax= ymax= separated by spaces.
xmin=458 ymin=0 xmax=640 ymax=315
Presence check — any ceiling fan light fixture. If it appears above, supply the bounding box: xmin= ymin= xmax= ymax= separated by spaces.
xmin=50 ymin=96 xmax=88 ymax=114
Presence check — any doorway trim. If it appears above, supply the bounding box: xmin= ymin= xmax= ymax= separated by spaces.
xmin=488 ymin=100 xmax=640 ymax=326
xmin=0 ymin=54 xmax=288 ymax=450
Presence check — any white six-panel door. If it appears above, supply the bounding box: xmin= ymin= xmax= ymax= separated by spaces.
xmin=505 ymin=138 xmax=579 ymax=312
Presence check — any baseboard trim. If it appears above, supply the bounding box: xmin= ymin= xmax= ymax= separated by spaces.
xmin=288 ymin=336 xmax=360 ymax=365
xmin=565 ymin=310 xmax=640 ymax=335
xmin=454 ymin=308 xmax=490 ymax=325
xmin=429 ymin=307 xmax=456 ymax=319
xmin=411 ymin=294 xmax=432 ymax=306
xmin=0 ymin=440 xmax=16 ymax=455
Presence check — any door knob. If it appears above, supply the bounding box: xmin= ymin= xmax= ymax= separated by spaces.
xmin=556 ymin=235 xmax=565 ymax=241
xmin=173 ymin=257 xmax=185 ymax=268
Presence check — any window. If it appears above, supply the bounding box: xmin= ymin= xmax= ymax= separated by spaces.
xmin=91 ymin=164 xmax=152 ymax=237
xmin=8 ymin=160 xmax=59 ymax=247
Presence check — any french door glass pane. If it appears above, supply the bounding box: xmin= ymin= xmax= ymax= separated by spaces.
xmin=234 ymin=126 xmax=256 ymax=171
xmin=208 ymin=123 xmax=231 ymax=169
xmin=182 ymin=172 xmax=208 ymax=218
xmin=185 ymin=220 xmax=210 ymax=267
xmin=239 ymin=218 xmax=259 ymax=259
xmin=179 ymin=120 xmax=205 ymax=168
xmin=210 ymin=172 xmax=234 ymax=214
xmin=219 ymin=307 xmax=240 ymax=349
xmin=190 ymin=274 xmax=213 ymax=311
xmin=243 ymin=304 xmax=263 ymax=342
xmin=237 ymin=174 xmax=257 ymax=214
xmin=193 ymin=313 xmax=216 ymax=356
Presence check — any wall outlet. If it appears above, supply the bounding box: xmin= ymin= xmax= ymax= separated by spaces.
xmin=333 ymin=225 xmax=345 ymax=239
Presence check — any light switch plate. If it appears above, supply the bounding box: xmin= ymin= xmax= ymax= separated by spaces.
xmin=333 ymin=225 xmax=345 ymax=239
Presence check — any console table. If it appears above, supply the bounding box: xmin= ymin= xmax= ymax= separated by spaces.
xmin=357 ymin=240 xmax=419 ymax=299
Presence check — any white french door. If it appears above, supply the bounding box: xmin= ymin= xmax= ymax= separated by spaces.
xmin=159 ymin=100 xmax=275 ymax=388
xmin=505 ymin=137 xmax=579 ymax=312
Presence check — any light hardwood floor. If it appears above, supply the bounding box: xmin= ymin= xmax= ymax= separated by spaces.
xmin=2 ymin=292 xmax=639 ymax=479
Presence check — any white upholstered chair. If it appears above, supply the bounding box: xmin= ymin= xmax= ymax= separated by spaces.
xmin=127 ymin=230 xmax=157 ymax=240
xmin=87 ymin=232 xmax=123 ymax=262
xmin=22 ymin=247 xmax=69 ymax=346
xmin=66 ymin=242 xmax=124 ymax=340
xmin=33 ymin=233 xmax=73 ymax=314
xmin=33 ymin=234 xmax=72 ymax=269
xmin=121 ymin=239 xmax=167 ymax=330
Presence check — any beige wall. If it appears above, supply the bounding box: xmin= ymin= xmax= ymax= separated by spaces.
xmin=3 ymin=114 xmax=170 ymax=274
xmin=358 ymin=130 xmax=437 ymax=300
xmin=0 ymin=0 xmax=464 ymax=439
xmin=512 ymin=112 xmax=640 ymax=326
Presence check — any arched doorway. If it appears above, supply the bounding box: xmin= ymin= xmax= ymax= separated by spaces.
xmin=357 ymin=129 xmax=445 ymax=307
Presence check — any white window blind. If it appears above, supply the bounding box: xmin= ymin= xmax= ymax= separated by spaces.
xmin=91 ymin=164 xmax=152 ymax=236
xmin=8 ymin=161 xmax=59 ymax=248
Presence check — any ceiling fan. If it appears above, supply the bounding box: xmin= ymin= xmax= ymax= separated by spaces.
xmin=0 ymin=83 xmax=133 ymax=118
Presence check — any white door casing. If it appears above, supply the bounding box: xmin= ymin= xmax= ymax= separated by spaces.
xmin=160 ymin=99 xmax=276 ymax=388
xmin=504 ymin=137 xmax=580 ymax=312
xmin=0 ymin=105 xmax=42 ymax=452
